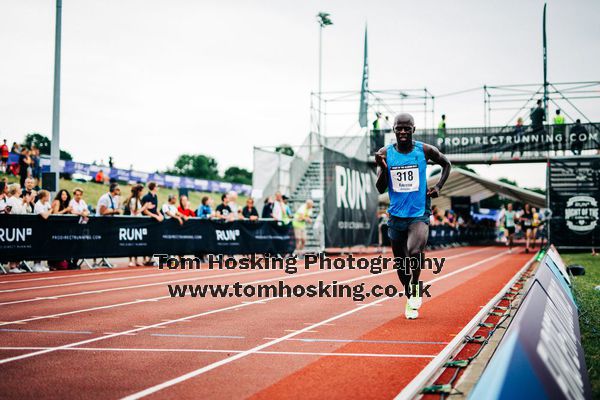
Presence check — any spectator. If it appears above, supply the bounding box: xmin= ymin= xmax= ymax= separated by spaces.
xmin=95 ymin=169 xmax=105 ymax=184
xmin=69 ymin=187 xmax=90 ymax=218
xmin=241 ymin=198 xmax=259 ymax=221
xmin=215 ymin=193 xmax=234 ymax=221
xmin=51 ymin=189 xmax=72 ymax=215
xmin=11 ymin=142 xmax=20 ymax=154
xmin=196 ymin=196 xmax=214 ymax=219
xmin=21 ymin=177 xmax=37 ymax=213
xmin=443 ymin=210 xmax=457 ymax=228
xmin=261 ymin=196 xmax=274 ymax=219
xmin=96 ymin=182 xmax=122 ymax=216
xmin=271 ymin=191 xmax=285 ymax=221
xmin=437 ymin=114 xmax=447 ymax=152
xmin=162 ymin=194 xmax=187 ymax=225
xmin=5 ymin=183 xmax=29 ymax=214
xmin=18 ymin=147 xmax=32 ymax=187
xmin=511 ymin=117 xmax=525 ymax=159
xmin=124 ymin=184 xmax=153 ymax=267
xmin=382 ymin=115 xmax=392 ymax=130
xmin=34 ymin=190 xmax=52 ymax=220
xmin=570 ymin=119 xmax=587 ymax=155
xmin=108 ymin=156 xmax=114 ymax=169
xmin=178 ymin=195 xmax=196 ymax=217
xmin=530 ymin=99 xmax=545 ymax=131
xmin=430 ymin=206 xmax=443 ymax=226
xmin=0 ymin=179 xmax=8 ymax=213
xmin=553 ymin=109 xmax=566 ymax=154
xmin=228 ymin=191 xmax=240 ymax=215
xmin=1 ymin=139 xmax=8 ymax=174
xmin=293 ymin=199 xmax=313 ymax=253
xmin=30 ymin=145 xmax=41 ymax=181
xmin=141 ymin=182 xmax=163 ymax=222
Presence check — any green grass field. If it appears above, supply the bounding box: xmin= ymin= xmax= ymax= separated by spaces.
xmin=562 ymin=252 xmax=600 ymax=397
xmin=3 ymin=175 xmax=248 ymax=212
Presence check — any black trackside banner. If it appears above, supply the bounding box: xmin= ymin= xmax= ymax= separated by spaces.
xmin=0 ymin=215 xmax=295 ymax=261
xmin=548 ymin=156 xmax=600 ymax=249
xmin=323 ymin=147 xmax=378 ymax=247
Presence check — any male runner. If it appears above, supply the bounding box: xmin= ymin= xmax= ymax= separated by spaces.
xmin=375 ymin=113 xmax=451 ymax=319
xmin=502 ymin=203 xmax=517 ymax=253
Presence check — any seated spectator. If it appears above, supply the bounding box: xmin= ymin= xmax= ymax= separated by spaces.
xmin=215 ymin=193 xmax=235 ymax=221
xmin=96 ymin=182 xmax=122 ymax=216
xmin=141 ymin=181 xmax=163 ymax=222
xmin=51 ymin=189 xmax=72 ymax=215
xmin=196 ymin=196 xmax=214 ymax=219
xmin=5 ymin=183 xmax=29 ymax=214
xmin=261 ymin=196 xmax=274 ymax=219
xmin=34 ymin=190 xmax=52 ymax=219
xmin=69 ymin=187 xmax=90 ymax=218
xmin=95 ymin=169 xmax=105 ymax=184
xmin=162 ymin=194 xmax=187 ymax=225
xmin=241 ymin=198 xmax=259 ymax=221
xmin=178 ymin=195 xmax=196 ymax=217
xmin=21 ymin=177 xmax=37 ymax=213
xmin=443 ymin=210 xmax=457 ymax=228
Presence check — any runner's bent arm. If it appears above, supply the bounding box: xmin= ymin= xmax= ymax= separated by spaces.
xmin=423 ymin=143 xmax=451 ymax=198
xmin=375 ymin=146 xmax=388 ymax=194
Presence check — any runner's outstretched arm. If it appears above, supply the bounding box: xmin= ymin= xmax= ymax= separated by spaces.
xmin=423 ymin=143 xmax=451 ymax=198
xmin=375 ymin=146 xmax=388 ymax=194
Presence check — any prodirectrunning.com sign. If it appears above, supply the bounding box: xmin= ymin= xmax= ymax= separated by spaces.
xmin=324 ymin=148 xmax=378 ymax=247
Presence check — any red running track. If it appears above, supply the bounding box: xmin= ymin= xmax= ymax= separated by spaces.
xmin=0 ymin=246 xmax=532 ymax=399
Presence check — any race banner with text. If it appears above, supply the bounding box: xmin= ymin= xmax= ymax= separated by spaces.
xmin=323 ymin=147 xmax=378 ymax=247
xmin=548 ymin=156 xmax=600 ymax=249
xmin=0 ymin=215 xmax=295 ymax=261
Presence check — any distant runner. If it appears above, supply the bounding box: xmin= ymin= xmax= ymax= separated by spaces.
xmin=375 ymin=113 xmax=451 ymax=319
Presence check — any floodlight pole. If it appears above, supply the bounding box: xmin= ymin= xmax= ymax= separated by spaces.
xmin=318 ymin=23 xmax=323 ymax=136
xmin=51 ymin=0 xmax=62 ymax=183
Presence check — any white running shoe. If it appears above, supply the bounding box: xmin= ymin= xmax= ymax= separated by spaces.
xmin=405 ymin=302 xmax=418 ymax=319
xmin=9 ymin=268 xmax=26 ymax=274
xmin=407 ymin=284 xmax=422 ymax=310
xmin=32 ymin=264 xmax=45 ymax=272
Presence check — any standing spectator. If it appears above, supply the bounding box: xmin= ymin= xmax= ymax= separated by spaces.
xmin=30 ymin=145 xmax=41 ymax=181
xmin=162 ymin=194 xmax=187 ymax=225
xmin=34 ymin=190 xmax=52 ymax=220
xmin=382 ymin=115 xmax=392 ymax=130
xmin=271 ymin=191 xmax=285 ymax=221
xmin=228 ymin=191 xmax=240 ymax=215
xmin=11 ymin=142 xmax=20 ymax=154
xmin=570 ymin=119 xmax=588 ymax=156
xmin=371 ymin=112 xmax=386 ymax=151
xmin=215 ymin=193 xmax=234 ymax=221
xmin=178 ymin=195 xmax=196 ymax=217
xmin=124 ymin=184 xmax=153 ymax=267
xmin=108 ymin=156 xmax=114 ymax=168
xmin=261 ymin=196 xmax=274 ymax=219
xmin=241 ymin=198 xmax=259 ymax=221
xmin=196 ymin=196 xmax=214 ymax=219
xmin=69 ymin=187 xmax=90 ymax=218
xmin=1 ymin=139 xmax=8 ymax=173
xmin=96 ymin=182 xmax=122 ymax=216
xmin=437 ymin=114 xmax=447 ymax=152
xmin=553 ymin=109 xmax=566 ymax=154
xmin=21 ymin=177 xmax=37 ymax=213
xmin=5 ymin=183 xmax=30 ymax=214
xmin=530 ymin=99 xmax=545 ymax=131
xmin=51 ymin=189 xmax=72 ymax=215
xmin=511 ymin=117 xmax=525 ymax=158
xmin=292 ymin=199 xmax=313 ymax=253
xmin=141 ymin=182 xmax=163 ymax=222
xmin=281 ymin=195 xmax=293 ymax=224
xmin=18 ymin=147 xmax=32 ymax=187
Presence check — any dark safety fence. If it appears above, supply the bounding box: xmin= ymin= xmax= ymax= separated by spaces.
xmin=0 ymin=215 xmax=295 ymax=261
xmin=379 ymin=225 xmax=497 ymax=247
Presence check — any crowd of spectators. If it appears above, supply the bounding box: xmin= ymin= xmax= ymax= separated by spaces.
xmin=1 ymin=179 xmax=315 ymax=272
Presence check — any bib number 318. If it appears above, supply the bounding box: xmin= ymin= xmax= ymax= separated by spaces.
xmin=390 ymin=165 xmax=419 ymax=192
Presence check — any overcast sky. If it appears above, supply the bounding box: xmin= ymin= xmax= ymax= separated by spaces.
xmin=1 ymin=0 xmax=599 ymax=189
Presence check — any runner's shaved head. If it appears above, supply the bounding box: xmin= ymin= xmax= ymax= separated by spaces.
xmin=394 ymin=113 xmax=415 ymax=126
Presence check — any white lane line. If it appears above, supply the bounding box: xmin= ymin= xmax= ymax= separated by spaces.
xmin=0 ymin=346 xmax=436 ymax=358
xmin=285 ymin=330 xmax=318 ymax=333
xmin=0 ymin=247 xmax=491 ymax=327
xmin=0 ymin=270 xmax=200 ymax=293
xmin=0 ymin=328 xmax=93 ymax=335
xmin=0 ymin=268 xmax=156 ymax=284
xmin=121 ymin=250 xmax=508 ymax=399
xmin=150 ymin=334 xmax=245 ymax=339
xmin=262 ymin=338 xmax=449 ymax=345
